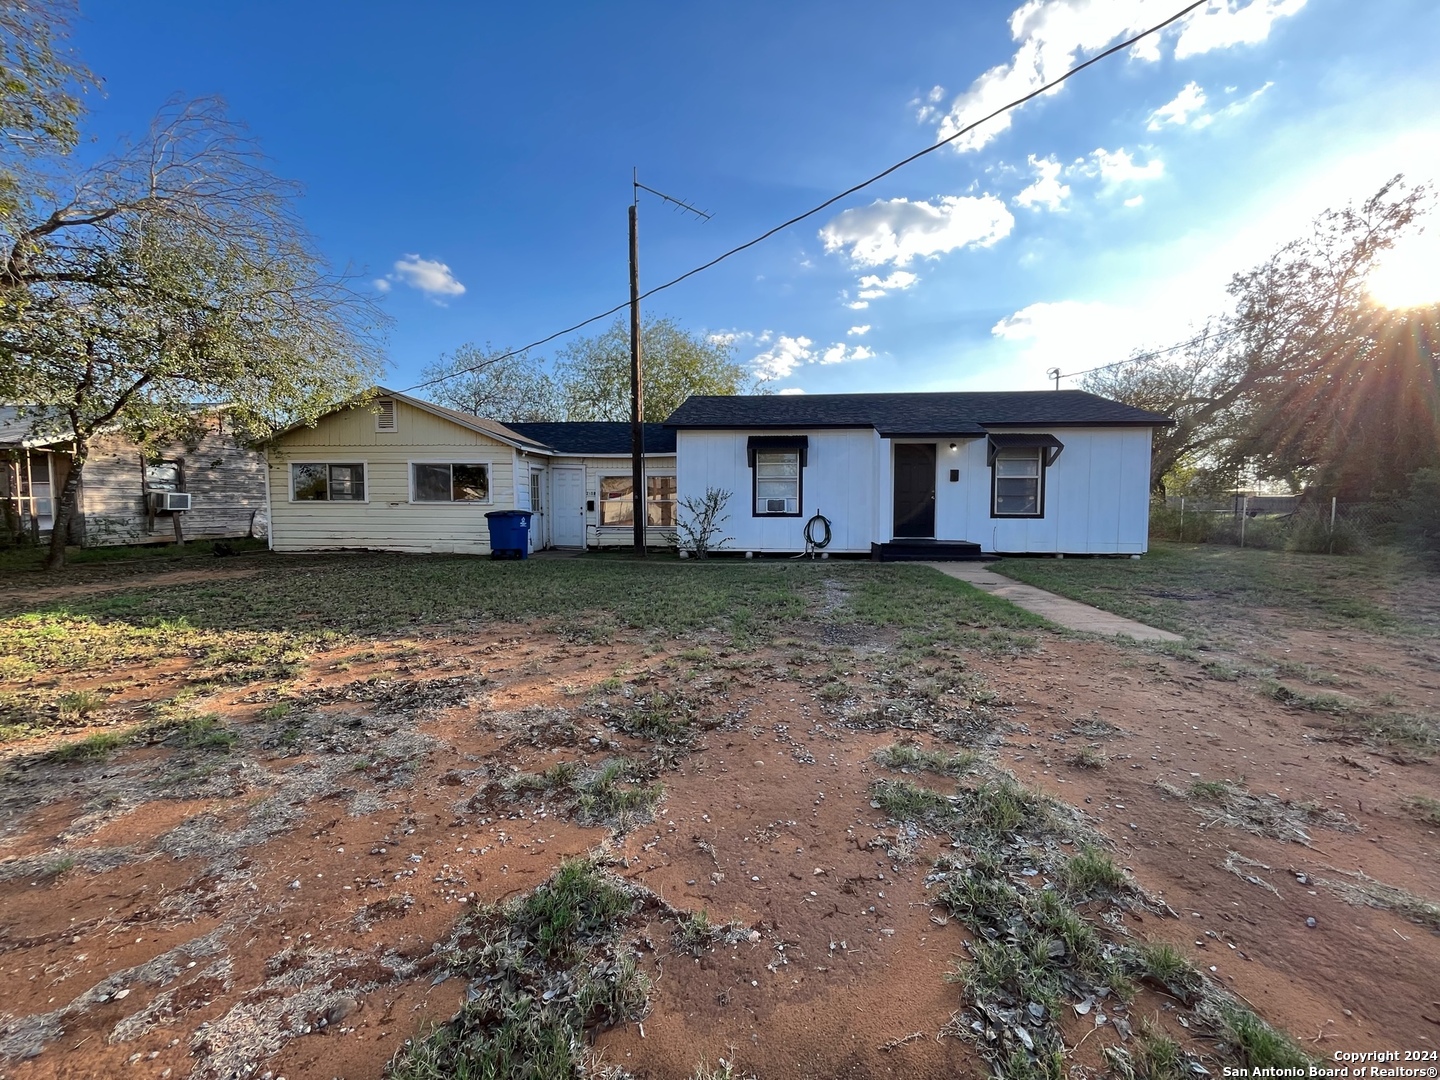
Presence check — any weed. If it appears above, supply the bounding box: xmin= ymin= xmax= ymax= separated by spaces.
xmin=42 ymin=854 xmax=77 ymax=877
xmin=1127 ymin=941 xmax=1203 ymax=1004
xmin=1402 ymin=794 xmax=1440 ymax=826
xmin=1059 ymin=845 xmax=1125 ymax=899
xmin=869 ymin=778 xmax=955 ymax=827
xmin=1068 ymin=746 xmax=1108 ymax=769
xmin=818 ymin=681 xmax=850 ymax=703
xmin=50 ymin=731 xmax=124 ymax=763
xmin=56 ymin=689 xmax=106 ymax=720
xmin=389 ymin=859 xmax=648 ymax=1079
xmin=674 ymin=909 xmax=715 ymax=955
xmin=173 ymin=715 xmax=239 ymax=752
xmin=953 ymin=775 xmax=1055 ymax=839
xmin=1217 ymin=1003 xmax=1311 ymax=1070
xmin=1105 ymin=1023 xmax=1191 ymax=1080
xmin=1189 ymin=780 xmax=1232 ymax=799
xmin=259 ymin=701 xmax=293 ymax=721
xmin=873 ymin=743 xmax=977 ymax=777
xmin=1316 ymin=869 xmax=1440 ymax=930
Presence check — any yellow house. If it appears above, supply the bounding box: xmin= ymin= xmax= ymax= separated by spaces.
xmin=263 ymin=390 xmax=678 ymax=555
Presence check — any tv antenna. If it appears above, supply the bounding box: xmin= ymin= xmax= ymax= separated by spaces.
xmin=626 ymin=170 xmax=711 ymax=555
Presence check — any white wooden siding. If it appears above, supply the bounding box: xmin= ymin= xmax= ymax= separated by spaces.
xmin=676 ymin=430 xmax=878 ymax=554
xmin=677 ymin=426 xmax=1153 ymax=555
xmin=267 ymin=399 xmax=519 ymax=554
xmin=575 ymin=456 xmax=678 ymax=549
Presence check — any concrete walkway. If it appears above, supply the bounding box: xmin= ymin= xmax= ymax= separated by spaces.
xmin=925 ymin=561 xmax=1183 ymax=642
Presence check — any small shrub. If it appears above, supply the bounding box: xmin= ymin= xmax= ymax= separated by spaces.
xmin=1068 ymin=746 xmax=1108 ymax=769
xmin=1128 ymin=941 xmax=1203 ymax=1004
xmin=259 ymin=701 xmax=293 ymax=721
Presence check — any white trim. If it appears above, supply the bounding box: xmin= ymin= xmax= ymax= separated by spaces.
xmin=406 ymin=459 xmax=495 ymax=505
xmin=287 ymin=459 xmax=370 ymax=503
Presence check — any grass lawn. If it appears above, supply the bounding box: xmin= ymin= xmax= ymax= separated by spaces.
xmin=988 ymin=542 xmax=1439 ymax=641
xmin=0 ymin=551 xmax=1042 ymax=746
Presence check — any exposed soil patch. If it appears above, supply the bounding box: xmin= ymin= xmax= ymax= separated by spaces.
xmin=1 ymin=572 xmax=1437 ymax=1079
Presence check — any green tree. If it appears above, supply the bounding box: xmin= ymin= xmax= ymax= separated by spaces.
xmin=1087 ymin=177 xmax=1435 ymax=497
xmin=554 ymin=316 xmax=756 ymax=422
xmin=0 ymin=98 xmax=387 ymax=569
xmin=420 ymin=343 xmax=561 ymax=421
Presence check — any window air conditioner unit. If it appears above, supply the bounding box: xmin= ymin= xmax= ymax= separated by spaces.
xmin=766 ymin=498 xmax=787 ymax=513
xmin=152 ymin=491 xmax=192 ymax=512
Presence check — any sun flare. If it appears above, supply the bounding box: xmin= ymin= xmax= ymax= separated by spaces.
xmin=1366 ymin=229 xmax=1440 ymax=309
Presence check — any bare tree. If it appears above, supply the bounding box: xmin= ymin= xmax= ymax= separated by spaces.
xmin=421 ymin=343 xmax=560 ymax=421
xmin=0 ymin=98 xmax=388 ymax=568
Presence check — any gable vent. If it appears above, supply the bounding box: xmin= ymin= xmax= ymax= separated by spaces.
xmin=375 ymin=399 xmax=397 ymax=432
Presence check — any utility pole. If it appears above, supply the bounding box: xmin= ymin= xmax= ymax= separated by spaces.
xmin=628 ymin=192 xmax=645 ymax=556
xmin=628 ymin=171 xmax=711 ymax=557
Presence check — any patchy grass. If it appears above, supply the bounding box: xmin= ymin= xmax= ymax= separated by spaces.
xmin=873 ymin=742 xmax=977 ymax=777
xmin=1128 ymin=942 xmax=1203 ymax=1005
xmin=1067 ymin=746 xmax=1108 ymax=770
xmin=990 ymin=543 xmax=1434 ymax=640
xmin=387 ymin=858 xmax=649 ymax=1079
xmin=1058 ymin=845 xmax=1126 ymax=900
xmin=0 ymin=537 xmax=268 ymax=575
xmin=50 ymin=730 xmax=125 ymax=763
xmin=870 ymin=777 xmax=955 ymax=828
xmin=498 ymin=757 xmax=663 ymax=834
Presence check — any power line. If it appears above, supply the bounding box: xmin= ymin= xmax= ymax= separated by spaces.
xmin=401 ymin=0 xmax=1211 ymax=395
xmin=1056 ymin=326 xmax=1237 ymax=384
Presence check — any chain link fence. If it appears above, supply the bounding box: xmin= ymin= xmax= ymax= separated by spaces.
xmin=1151 ymin=495 xmax=1409 ymax=553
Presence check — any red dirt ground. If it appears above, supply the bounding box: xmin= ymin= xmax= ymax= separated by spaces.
xmin=1 ymin=602 xmax=1437 ymax=1079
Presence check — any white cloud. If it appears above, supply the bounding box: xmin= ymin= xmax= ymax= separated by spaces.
xmin=820 ymin=343 xmax=875 ymax=365
xmin=1083 ymin=147 xmax=1164 ymax=184
xmin=819 ymin=196 xmax=1013 ymax=268
xmin=372 ymin=278 xmax=392 ymax=293
xmin=847 ymin=324 xmax=871 ymax=336
xmin=1174 ymin=0 xmax=1307 ymax=59
xmin=855 ymin=270 xmax=919 ymax=299
xmin=992 ymin=298 xmax=1182 ymax=374
xmin=1124 ymin=195 xmax=1145 ymax=207
xmin=845 ymin=300 xmax=870 ymax=310
xmin=1014 ymin=154 xmax=1071 ymax=211
xmin=1148 ymin=81 xmax=1207 ymax=130
xmin=383 ymin=254 xmax=466 ymax=301
xmin=778 ymin=387 xmax=807 ymax=396
xmin=930 ymin=0 xmax=1306 ymax=153
xmin=750 ymin=335 xmax=814 ymax=380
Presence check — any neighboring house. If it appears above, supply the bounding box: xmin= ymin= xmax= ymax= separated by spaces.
xmin=262 ymin=390 xmax=678 ymax=555
xmin=0 ymin=406 xmax=267 ymax=547
xmin=664 ymin=391 xmax=1172 ymax=558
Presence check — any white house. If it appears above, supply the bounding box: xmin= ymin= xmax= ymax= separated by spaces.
xmin=663 ymin=391 xmax=1171 ymax=558
xmin=262 ymin=390 xmax=677 ymax=555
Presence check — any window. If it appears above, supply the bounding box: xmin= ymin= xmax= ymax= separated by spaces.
xmin=375 ymin=399 xmax=397 ymax=432
xmin=292 ymin=463 xmax=366 ymax=501
xmin=754 ymin=451 xmax=800 ymax=516
xmin=599 ymin=475 xmax=677 ymax=527
xmin=412 ymin=463 xmax=489 ymax=502
xmin=991 ymin=448 xmax=1043 ymax=517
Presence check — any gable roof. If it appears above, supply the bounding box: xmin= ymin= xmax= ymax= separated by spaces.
xmin=663 ymin=390 xmax=1172 ymax=435
xmin=266 ymin=389 xmax=555 ymax=453
xmin=505 ymin=422 xmax=676 ymax=456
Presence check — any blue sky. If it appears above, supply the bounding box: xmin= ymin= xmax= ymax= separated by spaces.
xmin=72 ymin=0 xmax=1440 ymax=399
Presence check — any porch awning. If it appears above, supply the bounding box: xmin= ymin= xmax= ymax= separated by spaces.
xmin=747 ymin=434 xmax=808 ymax=466
xmin=986 ymin=432 xmax=1064 ymax=466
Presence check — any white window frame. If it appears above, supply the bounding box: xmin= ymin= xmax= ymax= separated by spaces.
xmin=597 ymin=473 xmax=678 ymax=528
xmin=289 ymin=461 xmax=369 ymax=503
xmin=753 ymin=450 xmax=801 ymax=517
xmin=407 ymin=460 xmax=493 ymax=505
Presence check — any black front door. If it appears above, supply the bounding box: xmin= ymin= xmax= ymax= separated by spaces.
xmin=893 ymin=444 xmax=936 ymax=538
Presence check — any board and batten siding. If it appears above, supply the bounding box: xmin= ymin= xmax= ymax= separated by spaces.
xmin=266 ymin=400 xmax=519 ymax=554
xmin=914 ymin=427 xmax=1153 ymax=554
xmin=676 ymin=429 xmax=879 ymax=554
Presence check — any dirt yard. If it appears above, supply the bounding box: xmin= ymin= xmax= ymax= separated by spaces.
xmin=0 ymin=549 xmax=1436 ymax=1080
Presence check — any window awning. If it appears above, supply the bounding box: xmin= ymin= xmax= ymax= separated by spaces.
xmin=747 ymin=434 xmax=808 ymax=466
xmin=986 ymin=432 xmax=1064 ymax=466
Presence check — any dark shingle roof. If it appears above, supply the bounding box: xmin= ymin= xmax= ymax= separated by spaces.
xmin=506 ymin=422 xmax=677 ymax=456
xmin=663 ymin=391 xmax=1171 ymax=434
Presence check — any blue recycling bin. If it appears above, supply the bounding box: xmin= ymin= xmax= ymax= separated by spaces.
xmin=485 ymin=510 xmax=534 ymax=560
